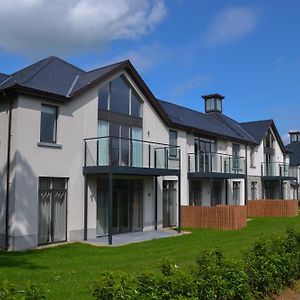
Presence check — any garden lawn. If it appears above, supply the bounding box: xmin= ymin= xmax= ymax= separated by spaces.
xmin=1 ymin=216 xmax=300 ymax=299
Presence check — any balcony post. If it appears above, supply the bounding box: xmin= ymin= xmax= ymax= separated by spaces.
xmin=188 ymin=155 xmax=191 ymax=173
xmin=83 ymin=174 xmax=88 ymax=241
xmin=154 ymin=176 xmax=158 ymax=230
xmin=177 ymin=175 xmax=181 ymax=233
xmin=84 ymin=141 xmax=87 ymax=167
xmin=148 ymin=144 xmax=151 ymax=168
xmin=225 ymin=179 xmax=228 ymax=205
xmin=244 ymin=146 xmax=248 ymax=205
xmin=108 ymin=171 xmax=113 ymax=245
xmin=96 ymin=140 xmax=99 ymax=166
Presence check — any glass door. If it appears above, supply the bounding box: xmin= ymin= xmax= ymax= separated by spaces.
xmin=163 ymin=181 xmax=177 ymax=228
xmin=97 ymin=179 xmax=143 ymax=236
xmin=38 ymin=178 xmax=67 ymax=245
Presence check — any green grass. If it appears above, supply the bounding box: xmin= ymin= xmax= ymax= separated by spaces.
xmin=1 ymin=216 xmax=300 ymax=299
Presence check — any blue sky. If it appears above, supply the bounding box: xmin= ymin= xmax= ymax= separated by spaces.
xmin=0 ymin=0 xmax=299 ymax=143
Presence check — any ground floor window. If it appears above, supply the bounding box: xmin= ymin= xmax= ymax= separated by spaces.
xmin=163 ymin=181 xmax=177 ymax=228
xmin=38 ymin=177 xmax=68 ymax=245
xmin=190 ymin=180 xmax=202 ymax=206
xmin=232 ymin=181 xmax=240 ymax=205
xmin=250 ymin=182 xmax=257 ymax=200
xmin=97 ymin=179 xmax=143 ymax=236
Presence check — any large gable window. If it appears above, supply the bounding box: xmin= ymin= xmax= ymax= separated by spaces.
xmin=98 ymin=75 xmax=142 ymax=117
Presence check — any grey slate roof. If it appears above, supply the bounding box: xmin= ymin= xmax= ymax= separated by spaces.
xmin=286 ymin=142 xmax=300 ymax=165
xmin=158 ymin=99 xmax=258 ymax=144
xmin=239 ymin=120 xmax=273 ymax=144
xmin=0 ymin=56 xmax=126 ymax=98
xmin=0 ymin=56 xmax=286 ymax=148
xmin=71 ymin=61 xmax=126 ymax=95
xmin=0 ymin=73 xmax=9 ymax=84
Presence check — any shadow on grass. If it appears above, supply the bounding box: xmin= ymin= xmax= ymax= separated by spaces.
xmin=0 ymin=250 xmax=47 ymax=270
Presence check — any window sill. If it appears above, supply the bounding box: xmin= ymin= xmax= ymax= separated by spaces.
xmin=37 ymin=142 xmax=62 ymax=149
xmin=250 ymin=165 xmax=256 ymax=169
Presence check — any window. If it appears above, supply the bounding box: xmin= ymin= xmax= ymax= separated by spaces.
xmin=169 ymin=130 xmax=178 ymax=157
xmin=38 ymin=177 xmax=68 ymax=245
xmin=40 ymin=105 xmax=57 ymax=143
xmin=232 ymin=144 xmax=240 ymax=170
xmin=264 ymin=130 xmax=275 ymax=149
xmin=205 ymin=98 xmax=222 ymax=112
xmin=251 ymin=182 xmax=257 ymax=200
xmin=98 ymin=83 xmax=109 ymax=110
xmin=250 ymin=147 xmax=255 ymax=167
xmin=98 ymin=75 xmax=142 ymax=117
xmin=233 ymin=181 xmax=240 ymax=205
xmin=110 ymin=75 xmax=130 ymax=114
xmin=191 ymin=181 xmax=202 ymax=206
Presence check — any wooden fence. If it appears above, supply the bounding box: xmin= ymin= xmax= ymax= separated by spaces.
xmin=247 ymin=200 xmax=299 ymax=217
xmin=181 ymin=205 xmax=247 ymax=230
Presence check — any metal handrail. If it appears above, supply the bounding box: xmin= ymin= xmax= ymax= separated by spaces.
xmin=84 ymin=135 xmax=179 ymax=148
xmin=188 ymin=151 xmax=245 ymax=159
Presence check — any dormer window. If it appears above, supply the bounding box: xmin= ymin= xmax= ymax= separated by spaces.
xmin=202 ymin=93 xmax=224 ymax=113
xmin=289 ymin=131 xmax=300 ymax=143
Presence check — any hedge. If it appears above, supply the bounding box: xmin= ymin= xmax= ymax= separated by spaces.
xmin=92 ymin=228 xmax=300 ymax=300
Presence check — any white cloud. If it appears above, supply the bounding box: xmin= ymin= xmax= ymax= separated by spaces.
xmin=204 ymin=6 xmax=257 ymax=46
xmin=172 ymin=75 xmax=212 ymax=97
xmin=0 ymin=0 xmax=166 ymax=56
xmin=103 ymin=43 xmax=172 ymax=73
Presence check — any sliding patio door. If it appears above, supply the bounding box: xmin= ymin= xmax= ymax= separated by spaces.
xmin=96 ymin=179 xmax=143 ymax=236
xmin=38 ymin=178 xmax=67 ymax=245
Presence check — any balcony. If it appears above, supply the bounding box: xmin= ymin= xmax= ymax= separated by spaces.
xmin=261 ymin=162 xmax=297 ymax=179
xmin=83 ymin=136 xmax=180 ymax=176
xmin=188 ymin=152 xmax=246 ymax=178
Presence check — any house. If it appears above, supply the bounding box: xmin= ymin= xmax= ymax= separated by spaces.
xmin=0 ymin=56 xmax=297 ymax=251
xmin=285 ymin=131 xmax=300 ymax=199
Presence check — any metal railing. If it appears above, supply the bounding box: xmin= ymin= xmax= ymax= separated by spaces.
xmin=188 ymin=152 xmax=246 ymax=174
xmin=261 ymin=162 xmax=297 ymax=177
xmin=84 ymin=136 xmax=180 ymax=170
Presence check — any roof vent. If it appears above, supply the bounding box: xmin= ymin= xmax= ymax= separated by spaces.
xmin=202 ymin=93 xmax=224 ymax=113
xmin=289 ymin=131 xmax=300 ymax=143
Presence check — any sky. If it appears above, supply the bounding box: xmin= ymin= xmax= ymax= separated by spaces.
xmin=0 ymin=0 xmax=300 ymax=144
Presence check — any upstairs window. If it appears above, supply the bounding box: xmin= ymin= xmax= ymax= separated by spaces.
xmin=40 ymin=105 xmax=57 ymax=143
xmin=264 ymin=130 xmax=275 ymax=149
xmin=250 ymin=147 xmax=255 ymax=167
xmin=169 ymin=130 xmax=178 ymax=157
xmin=98 ymin=75 xmax=142 ymax=117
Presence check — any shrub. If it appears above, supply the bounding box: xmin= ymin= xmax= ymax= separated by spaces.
xmin=193 ymin=249 xmax=251 ymax=300
xmin=0 ymin=281 xmax=47 ymax=300
xmin=92 ymin=272 xmax=134 ymax=300
xmin=91 ymin=228 xmax=300 ymax=300
xmin=243 ymin=228 xmax=300 ymax=299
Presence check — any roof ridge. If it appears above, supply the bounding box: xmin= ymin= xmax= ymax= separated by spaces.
xmin=212 ymin=113 xmax=257 ymax=142
xmin=83 ymin=59 xmax=129 ymax=75
xmin=22 ymin=56 xmax=55 ymax=86
xmin=50 ymin=56 xmax=85 ymax=73
xmin=10 ymin=56 xmax=51 ymax=77
xmin=240 ymin=119 xmax=273 ymax=125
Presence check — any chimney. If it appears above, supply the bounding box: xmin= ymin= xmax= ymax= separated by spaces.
xmin=202 ymin=93 xmax=224 ymax=113
xmin=289 ymin=131 xmax=300 ymax=143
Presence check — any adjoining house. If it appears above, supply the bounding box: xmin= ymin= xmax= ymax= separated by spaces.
xmin=285 ymin=131 xmax=300 ymax=199
xmin=0 ymin=57 xmax=297 ymax=251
